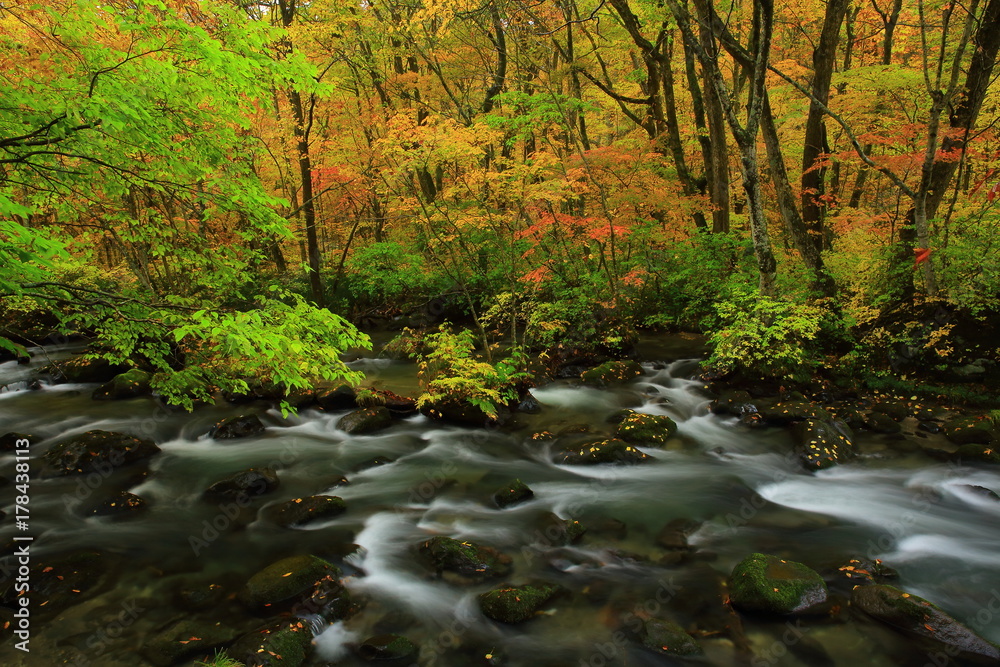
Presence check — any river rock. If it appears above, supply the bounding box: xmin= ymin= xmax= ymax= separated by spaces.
xmin=239 ymin=554 xmax=339 ymax=609
xmin=559 ymin=438 xmax=651 ymax=465
xmin=479 ymin=582 xmax=561 ymax=623
xmin=615 ymin=410 xmax=677 ymax=445
xmin=656 ymin=518 xmax=701 ymax=550
xmin=759 ymin=400 xmax=827 ymax=426
xmin=42 ymin=430 xmax=160 ymax=476
xmin=641 ymin=617 xmax=703 ymax=657
xmin=358 ymin=634 xmax=418 ymax=661
xmin=710 ymin=390 xmax=754 ymax=416
xmin=267 ymin=495 xmax=346 ymax=527
xmin=0 ymin=432 xmax=34 ymax=452
xmin=305 ymin=575 xmax=357 ymax=621
xmin=794 ymin=418 xmax=855 ymax=470
xmin=531 ymin=512 xmax=586 ymax=546
xmin=89 ymin=490 xmax=148 ymax=518
xmin=851 ymin=584 xmax=1000 ymax=662
xmin=230 ymin=620 xmax=314 ymax=667
xmin=0 ymin=550 xmax=107 ymax=618
xmin=492 ymin=479 xmax=534 ymax=508
xmin=864 ymin=411 xmax=903 ymax=434
xmin=316 ymin=384 xmax=358 ymax=411
xmin=872 ymin=400 xmax=911 ymax=421
xmin=728 ymin=553 xmax=827 ymax=615
xmin=945 ymin=416 xmax=997 ymax=445
xmin=833 ymin=558 xmax=899 ymax=587
xmin=142 ymin=618 xmax=247 ymax=667
xmin=175 ymin=582 xmax=226 ymax=611
xmin=338 ymin=406 xmax=393 ymax=434
xmin=420 ymin=398 xmax=503 ymax=427
xmin=419 ymin=535 xmax=512 ymax=581
xmin=204 ymin=467 xmax=279 ymax=500
xmin=517 ymin=394 xmax=542 ymax=414
xmin=91 ymin=368 xmax=152 ymax=400
xmin=211 ymin=413 xmax=265 ymax=439
xmin=580 ymin=360 xmax=643 ymax=386
xmin=45 ymin=355 xmax=129 ymax=383
xmin=952 ymin=444 xmax=1000 ymax=464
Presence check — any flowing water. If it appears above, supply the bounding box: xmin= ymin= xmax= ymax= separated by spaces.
xmin=0 ymin=339 xmax=998 ymax=666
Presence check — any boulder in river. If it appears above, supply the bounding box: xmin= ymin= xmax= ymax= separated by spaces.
xmin=0 ymin=550 xmax=108 ymax=619
xmin=615 ymin=410 xmax=677 ymax=445
xmin=338 ymin=406 xmax=393 ymax=434
xmin=640 ymin=617 xmax=703 ymax=657
xmin=851 ymin=584 xmax=1000 ymax=663
xmin=88 ymin=490 xmax=148 ymax=519
xmin=91 ymin=368 xmax=152 ymax=400
xmin=479 ymin=582 xmax=561 ymax=623
xmin=266 ymin=495 xmax=347 ymax=527
xmin=239 ymin=554 xmax=340 ymax=609
xmin=142 ymin=618 xmax=248 ymax=667
xmin=559 ymin=438 xmax=651 ymax=465
xmin=358 ymin=633 xmax=418 ymax=661
xmin=580 ymin=360 xmax=643 ymax=387
xmin=45 ymin=355 xmax=129 ymax=383
xmin=492 ymin=479 xmax=534 ymax=508
xmin=759 ymin=399 xmax=828 ymax=426
xmin=230 ymin=620 xmax=314 ymax=667
xmin=316 ymin=384 xmax=358 ymax=411
xmin=211 ymin=413 xmax=266 ymax=439
xmin=728 ymin=552 xmax=827 ymax=615
xmin=204 ymin=467 xmax=279 ymax=500
xmin=952 ymin=444 xmax=1000 ymax=464
xmin=0 ymin=432 xmax=34 ymax=452
xmin=419 ymin=535 xmax=512 ymax=581
xmin=420 ymin=398 xmax=506 ymax=427
xmin=710 ymin=390 xmax=754 ymax=416
xmin=945 ymin=416 xmax=997 ymax=445
xmin=864 ymin=411 xmax=903 ymax=434
xmin=42 ymin=430 xmax=160 ymax=476
xmin=793 ymin=418 xmax=855 ymax=470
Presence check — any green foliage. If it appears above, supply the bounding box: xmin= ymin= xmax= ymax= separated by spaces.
xmin=934 ymin=210 xmax=1000 ymax=314
xmin=707 ymin=289 xmax=826 ymax=381
xmin=197 ymin=650 xmax=244 ymax=667
xmin=412 ymin=325 xmax=530 ymax=418
xmin=343 ymin=241 xmax=446 ymax=309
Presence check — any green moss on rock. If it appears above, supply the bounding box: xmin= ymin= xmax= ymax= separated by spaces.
xmin=615 ymin=411 xmax=677 ymax=445
xmin=728 ymin=552 xmax=827 ymax=615
xmin=559 ymin=438 xmax=651 ymax=465
xmin=492 ymin=479 xmax=534 ymax=508
xmin=953 ymin=444 xmax=1000 ymax=464
xmin=358 ymin=633 xmax=418 ymax=661
xmin=794 ymin=418 xmax=855 ymax=470
xmin=641 ymin=618 xmax=703 ymax=657
xmin=419 ymin=536 xmax=512 ymax=581
xmin=478 ymin=583 xmax=561 ymax=623
xmin=91 ymin=368 xmax=152 ymax=400
xmin=230 ymin=621 xmax=313 ymax=667
xmin=580 ymin=360 xmax=643 ymax=387
xmin=268 ymin=495 xmax=347 ymax=527
xmin=238 ymin=555 xmax=339 ymax=609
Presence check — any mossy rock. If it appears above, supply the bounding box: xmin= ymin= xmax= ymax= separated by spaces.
xmin=45 ymin=355 xmax=129 ymax=383
xmin=230 ymin=620 xmax=314 ymax=667
xmin=478 ymin=582 xmax=561 ymax=623
xmin=945 ymin=416 xmax=997 ymax=445
xmin=834 ymin=558 xmax=898 ymax=586
xmin=864 ymin=411 xmax=903 ymax=434
xmin=559 ymin=438 xmax=651 ymax=465
xmin=267 ymin=495 xmax=347 ymax=527
xmin=953 ymin=444 xmax=1000 ymax=464
xmin=91 ymin=369 xmax=152 ymax=400
xmin=419 ymin=536 xmax=512 ymax=581
xmin=872 ymin=400 xmax=911 ymax=421
xmin=580 ymin=360 xmax=643 ymax=387
xmin=615 ymin=410 xmax=677 ymax=445
xmin=358 ymin=633 xmax=418 ymax=661
xmin=420 ymin=398 xmax=500 ymax=427
xmin=204 ymin=467 xmax=279 ymax=500
xmin=492 ymin=479 xmax=534 ymax=508
xmin=239 ymin=554 xmax=339 ymax=609
xmin=338 ymin=406 xmax=393 ymax=434
xmin=212 ymin=413 xmax=266 ymax=439
xmin=793 ymin=419 xmax=855 ymax=470
xmin=141 ymin=618 xmax=247 ymax=667
xmin=851 ymin=584 xmax=1000 ymax=662
xmin=316 ymin=384 xmax=358 ymax=411
xmin=42 ymin=430 xmax=160 ymax=476
xmin=531 ymin=512 xmax=586 ymax=546
xmin=759 ymin=400 xmax=828 ymax=426
xmin=710 ymin=390 xmax=754 ymax=416
xmin=641 ymin=618 xmax=703 ymax=657
xmin=728 ymin=553 xmax=827 ymax=615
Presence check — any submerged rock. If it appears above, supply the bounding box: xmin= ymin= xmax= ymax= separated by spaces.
xmin=728 ymin=552 xmax=827 ymax=615
xmin=0 ymin=550 xmax=107 ymax=618
xmin=204 ymin=467 xmax=279 ymax=500
xmin=358 ymin=633 xmax=418 ymax=661
xmin=559 ymin=438 xmax=651 ymax=465
xmin=851 ymin=584 xmax=1000 ymax=662
xmin=230 ymin=620 xmax=314 ymax=667
xmin=267 ymin=495 xmax=347 ymax=527
xmin=211 ymin=413 xmax=265 ymax=439
xmin=338 ymin=406 xmax=393 ymax=434
xmin=91 ymin=368 xmax=152 ymax=400
xmin=419 ymin=535 xmax=512 ymax=581
xmin=794 ymin=418 xmax=855 ymax=470
xmin=42 ymin=430 xmax=160 ymax=476
xmin=479 ymin=582 xmax=561 ymax=623
xmin=89 ymin=490 xmax=148 ymax=518
xmin=615 ymin=410 xmax=677 ymax=445
xmin=492 ymin=479 xmax=534 ymax=508
xmin=239 ymin=554 xmax=339 ymax=609
xmin=142 ymin=618 xmax=247 ymax=667
xmin=641 ymin=618 xmax=703 ymax=657
xmin=580 ymin=360 xmax=643 ymax=387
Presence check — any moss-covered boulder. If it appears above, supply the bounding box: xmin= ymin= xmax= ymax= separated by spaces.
xmin=794 ymin=418 xmax=855 ymax=470
xmin=641 ymin=618 xmax=703 ymax=657
xmin=478 ymin=582 xmax=561 ymax=623
xmin=267 ymin=495 xmax=347 ymax=527
xmin=615 ymin=410 xmax=677 ymax=445
xmin=580 ymin=360 xmax=643 ymax=387
xmin=141 ymin=618 xmax=247 ymax=667
xmin=420 ymin=398 xmax=501 ymax=427
xmin=89 ymin=490 xmax=148 ymax=518
xmin=492 ymin=479 xmax=534 ymax=509
xmin=872 ymin=400 xmax=911 ymax=421
xmin=953 ymin=444 xmax=1000 ymax=464
xmin=211 ymin=413 xmax=265 ymax=439
xmin=204 ymin=467 xmax=279 ymax=500
xmin=728 ymin=553 xmax=827 ymax=615
xmin=945 ymin=416 xmax=997 ymax=445
xmin=338 ymin=406 xmax=393 ymax=434
xmin=710 ymin=390 xmax=754 ymax=416
xmin=531 ymin=512 xmax=586 ymax=546
xmin=45 ymin=355 xmax=129 ymax=384
xmin=239 ymin=554 xmax=339 ymax=609
xmin=316 ymin=384 xmax=358 ymax=411
xmin=230 ymin=620 xmax=314 ymax=667
xmin=759 ymin=400 xmax=827 ymax=426
xmin=851 ymin=585 xmax=1000 ymax=662
xmin=419 ymin=536 xmax=512 ymax=581
xmin=559 ymin=438 xmax=651 ymax=465
xmin=358 ymin=634 xmax=418 ymax=661
xmin=42 ymin=430 xmax=160 ymax=476
xmin=864 ymin=411 xmax=903 ymax=434
xmin=91 ymin=369 xmax=152 ymax=400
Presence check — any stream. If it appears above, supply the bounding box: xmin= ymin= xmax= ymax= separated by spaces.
xmin=0 ymin=337 xmax=998 ymax=666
